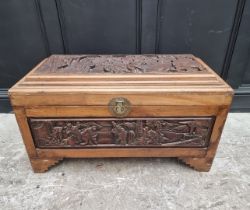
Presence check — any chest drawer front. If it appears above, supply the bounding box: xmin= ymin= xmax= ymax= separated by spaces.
xmin=29 ymin=117 xmax=214 ymax=148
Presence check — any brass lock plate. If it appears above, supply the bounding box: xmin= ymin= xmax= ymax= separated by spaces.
xmin=108 ymin=97 xmax=131 ymax=117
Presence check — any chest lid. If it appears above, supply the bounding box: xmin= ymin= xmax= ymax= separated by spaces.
xmin=9 ymin=54 xmax=233 ymax=106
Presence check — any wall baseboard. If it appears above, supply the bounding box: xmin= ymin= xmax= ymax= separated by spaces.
xmin=0 ymin=89 xmax=12 ymax=113
xmin=231 ymin=86 xmax=250 ymax=112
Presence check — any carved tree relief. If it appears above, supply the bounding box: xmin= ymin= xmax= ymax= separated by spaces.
xmin=33 ymin=54 xmax=208 ymax=74
xmin=29 ymin=118 xmax=214 ymax=148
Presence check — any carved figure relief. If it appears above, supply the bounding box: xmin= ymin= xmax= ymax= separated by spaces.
xmin=33 ymin=54 xmax=208 ymax=75
xmin=30 ymin=118 xmax=213 ymax=148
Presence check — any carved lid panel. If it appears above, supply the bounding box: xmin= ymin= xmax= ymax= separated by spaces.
xmin=31 ymin=54 xmax=208 ymax=75
xmin=9 ymin=54 xmax=233 ymax=107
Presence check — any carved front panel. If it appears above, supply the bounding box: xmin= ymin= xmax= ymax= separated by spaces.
xmin=29 ymin=118 xmax=214 ymax=148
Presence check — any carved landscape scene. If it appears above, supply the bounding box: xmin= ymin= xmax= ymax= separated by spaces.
xmin=29 ymin=118 xmax=213 ymax=148
xmin=33 ymin=54 xmax=208 ymax=74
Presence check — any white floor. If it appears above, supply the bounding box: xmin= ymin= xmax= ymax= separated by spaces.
xmin=0 ymin=113 xmax=249 ymax=210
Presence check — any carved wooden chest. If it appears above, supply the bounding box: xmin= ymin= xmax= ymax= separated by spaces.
xmin=9 ymin=54 xmax=233 ymax=172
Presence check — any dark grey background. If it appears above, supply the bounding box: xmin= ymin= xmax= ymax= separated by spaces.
xmin=0 ymin=0 xmax=249 ymax=112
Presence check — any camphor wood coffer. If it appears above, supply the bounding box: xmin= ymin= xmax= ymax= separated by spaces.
xmin=9 ymin=54 xmax=233 ymax=172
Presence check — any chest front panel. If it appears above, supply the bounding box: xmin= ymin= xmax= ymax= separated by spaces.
xmin=29 ymin=117 xmax=214 ymax=148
